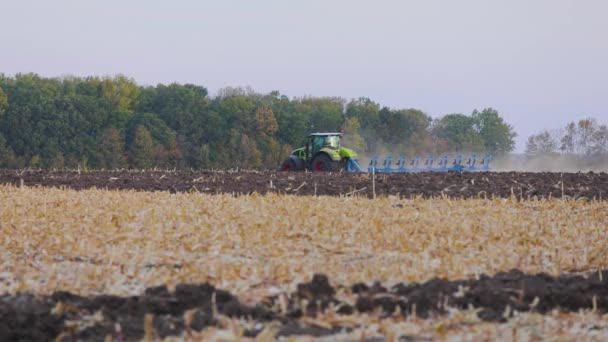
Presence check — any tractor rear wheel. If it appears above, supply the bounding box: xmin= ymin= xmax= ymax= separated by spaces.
xmin=311 ymin=153 xmax=341 ymax=172
xmin=280 ymin=158 xmax=296 ymax=171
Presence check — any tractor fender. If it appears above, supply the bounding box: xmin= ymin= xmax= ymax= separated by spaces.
xmin=291 ymin=148 xmax=306 ymax=160
xmin=318 ymin=147 xmax=342 ymax=161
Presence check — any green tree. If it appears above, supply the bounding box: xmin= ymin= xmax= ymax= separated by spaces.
xmin=270 ymin=93 xmax=308 ymax=147
xmin=274 ymin=109 xmax=308 ymax=147
xmin=341 ymin=117 xmax=366 ymax=154
xmin=345 ymin=97 xmax=380 ymax=151
xmin=294 ymin=97 xmax=345 ymax=132
xmin=100 ymin=75 xmax=140 ymax=113
xmin=0 ymin=74 xmax=62 ymax=161
xmin=126 ymin=113 xmax=181 ymax=160
xmin=433 ymin=114 xmax=484 ymax=152
xmin=154 ymin=134 xmax=182 ymax=168
xmin=138 ymin=84 xmax=212 ymax=167
xmin=46 ymin=93 xmax=99 ymax=168
xmin=378 ymin=108 xmax=431 ymax=152
xmin=29 ymin=155 xmax=42 ymax=168
xmin=191 ymin=144 xmax=211 ymax=169
xmin=130 ymin=125 xmax=155 ymax=169
xmin=257 ymin=136 xmax=282 ymax=168
xmin=0 ymin=86 xmax=7 ymax=118
xmin=138 ymin=83 xmax=209 ymax=139
xmin=237 ymin=133 xmax=262 ymax=169
xmin=346 ymin=97 xmax=380 ymax=131
xmin=472 ymin=108 xmax=516 ymax=154
xmin=215 ymin=94 xmax=257 ymax=131
xmin=50 ymin=152 xmax=65 ymax=169
xmin=0 ymin=134 xmax=16 ymax=168
xmin=98 ymin=127 xmax=127 ymax=169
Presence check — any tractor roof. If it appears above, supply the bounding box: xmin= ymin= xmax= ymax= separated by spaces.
xmin=309 ymin=132 xmax=342 ymax=136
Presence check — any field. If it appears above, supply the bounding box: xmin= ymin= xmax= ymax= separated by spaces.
xmin=1 ymin=170 xmax=607 ymax=199
xmin=1 ymin=171 xmax=608 ymax=340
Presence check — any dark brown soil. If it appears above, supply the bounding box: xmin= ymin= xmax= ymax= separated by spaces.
xmin=1 ymin=270 xmax=607 ymax=340
xmin=1 ymin=170 xmax=607 ymax=199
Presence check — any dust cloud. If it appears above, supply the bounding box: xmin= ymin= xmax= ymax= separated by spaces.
xmin=354 ymin=150 xmax=607 ymax=173
xmin=493 ymin=154 xmax=608 ymax=172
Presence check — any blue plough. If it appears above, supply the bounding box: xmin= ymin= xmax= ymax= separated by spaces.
xmin=367 ymin=153 xmax=492 ymax=173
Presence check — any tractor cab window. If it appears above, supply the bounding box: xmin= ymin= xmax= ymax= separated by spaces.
xmin=311 ymin=135 xmax=340 ymax=153
xmin=324 ymin=136 xmax=340 ymax=148
xmin=311 ymin=136 xmax=323 ymax=152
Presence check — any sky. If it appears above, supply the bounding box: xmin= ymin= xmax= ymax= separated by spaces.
xmin=1 ymin=0 xmax=607 ymax=152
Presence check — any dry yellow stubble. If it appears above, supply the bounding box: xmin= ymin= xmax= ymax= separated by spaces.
xmin=297 ymin=311 xmax=608 ymax=341
xmin=0 ymin=184 xmax=606 ymax=299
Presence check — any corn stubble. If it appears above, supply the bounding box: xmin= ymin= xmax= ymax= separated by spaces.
xmin=1 ymin=184 xmax=606 ymax=296
xmin=1 ymin=185 xmax=607 ymax=339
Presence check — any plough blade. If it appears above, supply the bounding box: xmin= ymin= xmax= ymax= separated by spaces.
xmin=368 ymin=153 xmax=492 ymax=172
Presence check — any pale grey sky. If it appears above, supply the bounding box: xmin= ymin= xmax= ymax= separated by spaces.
xmin=1 ymin=0 xmax=607 ymax=151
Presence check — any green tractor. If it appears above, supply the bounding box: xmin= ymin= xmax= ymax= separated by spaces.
xmin=280 ymin=133 xmax=362 ymax=172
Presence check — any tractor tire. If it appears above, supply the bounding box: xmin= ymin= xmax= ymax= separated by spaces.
xmin=280 ymin=156 xmax=304 ymax=171
xmin=310 ymin=153 xmax=341 ymax=172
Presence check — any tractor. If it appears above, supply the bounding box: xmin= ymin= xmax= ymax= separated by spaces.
xmin=280 ymin=133 xmax=362 ymax=172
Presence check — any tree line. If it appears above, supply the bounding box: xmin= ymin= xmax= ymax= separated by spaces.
xmin=526 ymin=118 xmax=608 ymax=156
xmin=0 ymin=73 xmax=516 ymax=169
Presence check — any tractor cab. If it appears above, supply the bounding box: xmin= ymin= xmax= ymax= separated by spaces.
xmin=307 ymin=133 xmax=342 ymax=158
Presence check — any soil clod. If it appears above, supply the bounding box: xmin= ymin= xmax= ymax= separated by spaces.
xmin=1 ymin=269 xmax=607 ymax=340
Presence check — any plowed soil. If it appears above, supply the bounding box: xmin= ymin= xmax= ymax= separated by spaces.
xmin=2 ymin=270 xmax=607 ymax=341
xmin=1 ymin=170 xmax=607 ymax=199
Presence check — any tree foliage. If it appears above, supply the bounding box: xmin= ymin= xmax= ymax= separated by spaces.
xmin=527 ymin=118 xmax=608 ymax=156
xmin=98 ymin=128 xmax=127 ymax=169
xmin=341 ymin=117 xmax=366 ymax=154
xmin=0 ymin=86 xmax=8 ymax=117
xmin=526 ymin=118 xmax=608 ymax=156
xmin=0 ymin=134 xmax=16 ymax=168
xmin=431 ymin=108 xmax=516 ymax=155
xmin=526 ymin=130 xmax=558 ymax=154
xmin=472 ymin=108 xmax=516 ymax=154
xmin=130 ymin=125 xmax=155 ymax=169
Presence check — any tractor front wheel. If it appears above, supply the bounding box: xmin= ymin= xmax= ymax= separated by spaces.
xmin=311 ymin=153 xmax=340 ymax=172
